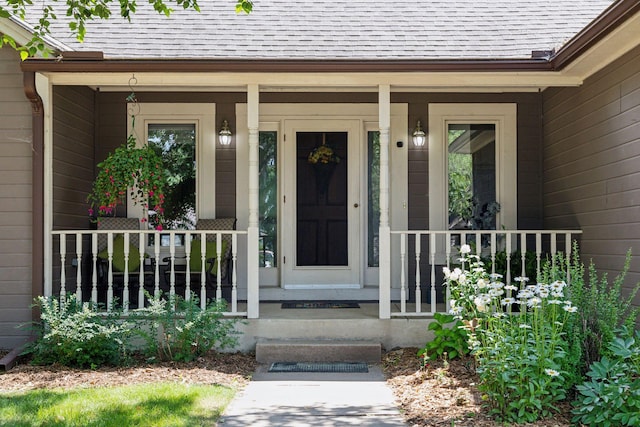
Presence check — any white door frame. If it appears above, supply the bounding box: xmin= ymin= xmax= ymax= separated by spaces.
xmin=282 ymin=119 xmax=362 ymax=289
xmin=236 ymin=103 xmax=408 ymax=293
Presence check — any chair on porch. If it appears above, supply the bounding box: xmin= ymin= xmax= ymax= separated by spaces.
xmin=163 ymin=218 xmax=236 ymax=303
xmin=95 ymin=217 xmax=153 ymax=308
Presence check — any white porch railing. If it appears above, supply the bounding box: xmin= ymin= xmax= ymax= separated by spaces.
xmin=49 ymin=229 xmax=248 ymax=317
xmin=389 ymin=229 xmax=583 ymax=317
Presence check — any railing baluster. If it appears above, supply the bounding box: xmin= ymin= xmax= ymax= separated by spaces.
xmin=138 ymin=231 xmax=145 ymax=309
xmin=106 ymin=232 xmax=114 ymax=311
xmin=551 ymin=232 xmax=557 ymax=270
xmin=520 ymin=232 xmax=527 ymax=279
xmin=91 ymin=234 xmax=98 ymax=305
xmin=430 ymin=233 xmax=436 ymax=314
xmin=75 ymin=233 xmax=82 ymax=303
xmin=154 ymin=236 xmax=160 ymax=298
xmin=231 ymin=233 xmax=238 ymax=313
xmin=506 ymin=233 xmax=512 ymax=287
xmin=122 ymin=233 xmax=130 ymax=312
xmin=490 ymin=233 xmax=497 ymax=276
xmin=200 ymin=237 xmax=207 ymax=310
xmin=565 ymin=233 xmax=572 ymax=283
xmin=399 ymin=233 xmax=406 ymax=314
xmin=445 ymin=231 xmax=451 ymax=309
xmin=59 ymin=234 xmax=67 ymax=300
xmin=216 ymin=233 xmax=223 ymax=301
xmin=415 ymin=233 xmax=421 ymax=313
xmin=168 ymin=231 xmax=176 ymax=300
xmin=535 ymin=232 xmax=542 ymax=279
xmin=184 ymin=232 xmax=192 ymax=301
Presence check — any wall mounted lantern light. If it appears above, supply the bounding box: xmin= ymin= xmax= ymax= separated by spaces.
xmin=218 ymin=120 xmax=232 ymax=145
xmin=412 ymin=120 xmax=426 ymax=147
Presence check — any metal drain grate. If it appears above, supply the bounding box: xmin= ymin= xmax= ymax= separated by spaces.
xmin=269 ymin=362 xmax=369 ymax=373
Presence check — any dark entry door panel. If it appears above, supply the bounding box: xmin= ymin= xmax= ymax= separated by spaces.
xmin=296 ymin=132 xmax=348 ymax=266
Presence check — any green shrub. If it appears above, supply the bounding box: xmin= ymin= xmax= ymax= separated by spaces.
xmin=540 ymin=246 xmax=640 ymax=389
xmin=418 ymin=312 xmax=469 ymax=362
xmin=133 ymin=293 xmax=241 ymax=362
xmin=26 ymin=296 xmax=132 ymax=368
xmin=572 ymin=328 xmax=640 ymax=427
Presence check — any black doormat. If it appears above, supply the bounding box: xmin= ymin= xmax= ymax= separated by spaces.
xmin=269 ymin=362 xmax=369 ymax=373
xmin=281 ymin=301 xmax=360 ymax=309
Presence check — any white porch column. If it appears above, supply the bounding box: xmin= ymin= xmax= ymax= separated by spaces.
xmin=378 ymin=85 xmax=391 ymax=319
xmin=247 ymin=84 xmax=260 ymax=318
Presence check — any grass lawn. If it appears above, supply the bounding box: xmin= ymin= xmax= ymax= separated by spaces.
xmin=0 ymin=382 xmax=235 ymax=427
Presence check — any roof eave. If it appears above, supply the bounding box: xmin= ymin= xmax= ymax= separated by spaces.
xmin=551 ymin=0 xmax=640 ymax=70
xmin=0 ymin=16 xmax=73 ymax=54
xmin=20 ymin=57 xmax=554 ymax=73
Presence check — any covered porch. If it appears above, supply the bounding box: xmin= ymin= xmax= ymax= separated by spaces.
xmin=35 ymin=76 xmax=582 ymax=338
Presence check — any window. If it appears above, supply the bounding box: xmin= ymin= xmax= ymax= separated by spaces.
xmin=447 ymin=123 xmax=498 ymax=230
xmin=367 ymin=130 xmax=380 ymax=267
xmin=429 ymin=104 xmax=517 ymax=231
xmin=147 ymin=124 xmax=196 ymax=231
xmin=127 ymin=103 xmax=216 ymax=236
xmin=259 ymin=130 xmax=277 ymax=268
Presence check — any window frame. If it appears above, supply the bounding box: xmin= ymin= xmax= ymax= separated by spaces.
xmin=428 ymin=103 xmax=517 ymax=231
xmin=127 ymin=103 xmax=216 ymax=223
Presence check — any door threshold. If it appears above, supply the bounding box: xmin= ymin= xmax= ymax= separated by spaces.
xmin=283 ymin=284 xmax=361 ymax=290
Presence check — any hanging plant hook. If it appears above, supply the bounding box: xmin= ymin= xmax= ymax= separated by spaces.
xmin=126 ymin=74 xmax=140 ymax=118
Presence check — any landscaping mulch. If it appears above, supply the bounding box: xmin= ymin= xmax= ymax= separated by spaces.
xmin=0 ymin=352 xmax=256 ymax=393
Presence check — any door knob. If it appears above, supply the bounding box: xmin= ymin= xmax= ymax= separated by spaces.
xmin=354 ymin=203 xmax=359 ymax=208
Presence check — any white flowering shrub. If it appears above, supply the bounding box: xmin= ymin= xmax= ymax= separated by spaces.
xmin=445 ymin=244 xmax=577 ymax=423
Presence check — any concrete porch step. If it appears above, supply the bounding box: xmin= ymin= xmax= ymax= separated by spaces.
xmin=255 ymin=339 xmax=382 ymax=364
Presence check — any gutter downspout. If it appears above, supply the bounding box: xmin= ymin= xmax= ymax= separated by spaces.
xmin=23 ymin=71 xmax=44 ymax=321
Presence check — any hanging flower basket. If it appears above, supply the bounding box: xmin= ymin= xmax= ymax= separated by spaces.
xmin=308 ymin=142 xmax=340 ymax=194
xmin=87 ymin=133 xmax=166 ymax=230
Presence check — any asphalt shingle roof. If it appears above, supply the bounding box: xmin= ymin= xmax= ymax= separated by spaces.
xmin=35 ymin=0 xmax=615 ymax=60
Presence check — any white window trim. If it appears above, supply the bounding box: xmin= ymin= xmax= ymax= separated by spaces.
xmin=428 ymin=103 xmax=517 ymax=231
xmin=126 ymin=103 xmax=216 ymax=221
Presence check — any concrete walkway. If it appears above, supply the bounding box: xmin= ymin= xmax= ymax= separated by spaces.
xmin=219 ymin=365 xmax=408 ymax=426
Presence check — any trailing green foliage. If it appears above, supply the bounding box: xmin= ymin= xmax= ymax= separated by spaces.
xmin=418 ymin=312 xmax=469 ymax=362
xmin=87 ymin=132 xmax=166 ymax=228
xmin=572 ymin=328 xmax=640 ymax=427
xmin=25 ymin=296 xmax=132 ymax=368
xmin=133 ymin=293 xmax=241 ymax=362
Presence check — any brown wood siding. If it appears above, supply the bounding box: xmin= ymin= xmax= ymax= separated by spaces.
xmin=0 ymin=46 xmax=33 ymax=349
xmin=53 ymin=86 xmax=95 ymax=229
xmin=543 ymin=44 xmax=640 ymax=304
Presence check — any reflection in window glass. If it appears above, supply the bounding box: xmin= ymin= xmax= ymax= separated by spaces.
xmin=447 ymin=124 xmax=497 ymax=230
xmin=259 ymin=131 xmax=277 ymax=268
xmin=368 ymin=131 xmax=380 ymax=267
xmin=147 ymin=124 xmax=196 ymax=232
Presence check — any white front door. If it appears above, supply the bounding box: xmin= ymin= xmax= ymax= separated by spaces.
xmin=281 ymin=119 xmax=361 ymax=288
